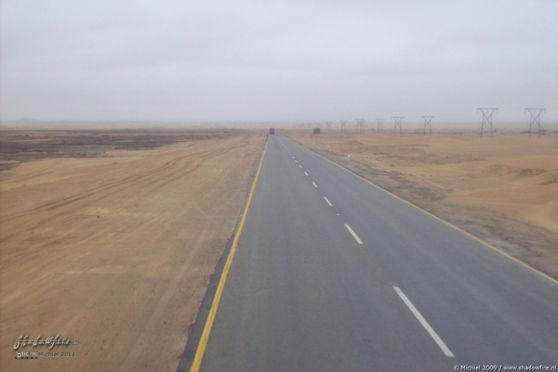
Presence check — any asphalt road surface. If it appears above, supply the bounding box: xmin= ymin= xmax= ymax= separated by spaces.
xmin=199 ymin=133 xmax=557 ymax=372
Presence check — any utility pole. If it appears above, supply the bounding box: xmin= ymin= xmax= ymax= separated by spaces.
xmin=392 ymin=116 xmax=404 ymax=135
xmin=477 ymin=108 xmax=498 ymax=137
xmin=525 ymin=108 xmax=545 ymax=136
xmin=423 ymin=115 xmax=434 ymax=135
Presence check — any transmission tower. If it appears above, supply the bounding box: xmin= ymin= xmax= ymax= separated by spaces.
xmin=355 ymin=118 xmax=365 ymax=133
xmin=340 ymin=120 xmax=348 ymax=133
xmin=525 ymin=108 xmax=545 ymax=136
xmin=392 ymin=116 xmax=404 ymax=135
xmin=423 ymin=115 xmax=434 ymax=135
xmin=477 ymin=108 xmax=498 ymax=137
xmin=376 ymin=118 xmax=384 ymax=133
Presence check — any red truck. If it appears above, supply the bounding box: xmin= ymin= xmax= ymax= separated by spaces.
xmin=269 ymin=128 xmax=275 ymax=135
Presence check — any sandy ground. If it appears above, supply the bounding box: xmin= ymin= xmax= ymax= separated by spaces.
xmin=0 ymin=130 xmax=265 ymax=371
xmin=287 ymin=129 xmax=558 ymax=279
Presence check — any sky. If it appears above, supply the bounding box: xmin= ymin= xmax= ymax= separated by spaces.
xmin=1 ymin=0 xmax=557 ymax=124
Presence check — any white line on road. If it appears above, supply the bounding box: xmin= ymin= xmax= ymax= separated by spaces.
xmin=312 ymin=181 xmax=318 ymax=188
xmin=323 ymin=196 xmax=333 ymax=207
xmin=304 ymin=171 xmax=309 ymax=177
xmin=344 ymin=224 xmax=363 ymax=245
xmin=295 ymin=160 xmax=298 ymax=163
xmin=299 ymin=165 xmax=303 ymax=168
xmin=393 ymin=286 xmax=455 ymax=358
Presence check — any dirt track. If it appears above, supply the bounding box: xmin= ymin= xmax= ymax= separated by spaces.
xmin=287 ymin=130 xmax=558 ymax=278
xmin=0 ymin=131 xmax=265 ymax=371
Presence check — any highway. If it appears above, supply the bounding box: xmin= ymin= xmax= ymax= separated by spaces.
xmin=197 ymin=133 xmax=557 ymax=372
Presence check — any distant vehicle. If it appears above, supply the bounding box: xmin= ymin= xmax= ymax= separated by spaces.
xmin=269 ymin=128 xmax=275 ymax=135
xmin=313 ymin=128 xmax=321 ymax=134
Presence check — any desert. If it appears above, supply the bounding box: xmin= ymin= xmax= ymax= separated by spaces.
xmin=1 ymin=126 xmax=557 ymax=371
xmin=0 ymin=129 xmax=265 ymax=371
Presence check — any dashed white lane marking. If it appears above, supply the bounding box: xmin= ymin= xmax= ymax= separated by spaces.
xmin=304 ymin=171 xmax=309 ymax=177
xmin=312 ymin=181 xmax=318 ymax=188
xmin=393 ymin=286 xmax=455 ymax=358
xmin=295 ymin=160 xmax=299 ymax=163
xmin=323 ymin=196 xmax=333 ymax=207
xmin=299 ymin=165 xmax=303 ymax=168
xmin=344 ymin=224 xmax=363 ymax=245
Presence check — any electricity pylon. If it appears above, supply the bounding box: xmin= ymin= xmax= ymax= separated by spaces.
xmin=392 ymin=116 xmax=404 ymax=135
xmin=477 ymin=108 xmax=497 ymax=137
xmin=525 ymin=108 xmax=545 ymax=136
xmin=423 ymin=115 xmax=434 ymax=135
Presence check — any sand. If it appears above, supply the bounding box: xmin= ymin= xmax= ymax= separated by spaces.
xmin=287 ymin=129 xmax=558 ymax=278
xmin=0 ymin=130 xmax=265 ymax=371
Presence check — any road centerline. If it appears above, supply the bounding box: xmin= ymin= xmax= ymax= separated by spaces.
xmin=312 ymin=181 xmax=318 ymax=188
xmin=393 ymin=286 xmax=455 ymax=358
xmin=323 ymin=196 xmax=333 ymax=207
xmin=344 ymin=223 xmax=363 ymax=245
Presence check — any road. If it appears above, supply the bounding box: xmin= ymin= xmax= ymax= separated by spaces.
xmin=197 ymin=133 xmax=557 ymax=372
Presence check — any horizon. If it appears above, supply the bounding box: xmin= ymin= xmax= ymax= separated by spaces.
xmin=2 ymin=118 xmax=558 ymax=130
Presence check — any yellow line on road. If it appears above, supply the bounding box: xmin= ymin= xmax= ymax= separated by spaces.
xmin=309 ymin=146 xmax=558 ymax=285
xmin=190 ymin=139 xmax=268 ymax=372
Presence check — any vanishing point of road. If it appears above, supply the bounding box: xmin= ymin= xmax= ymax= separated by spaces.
xmin=194 ymin=133 xmax=557 ymax=372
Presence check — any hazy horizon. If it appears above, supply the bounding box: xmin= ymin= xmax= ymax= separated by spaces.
xmin=1 ymin=0 xmax=557 ymax=123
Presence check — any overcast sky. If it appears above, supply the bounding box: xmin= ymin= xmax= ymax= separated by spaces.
xmin=1 ymin=0 xmax=557 ymax=124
